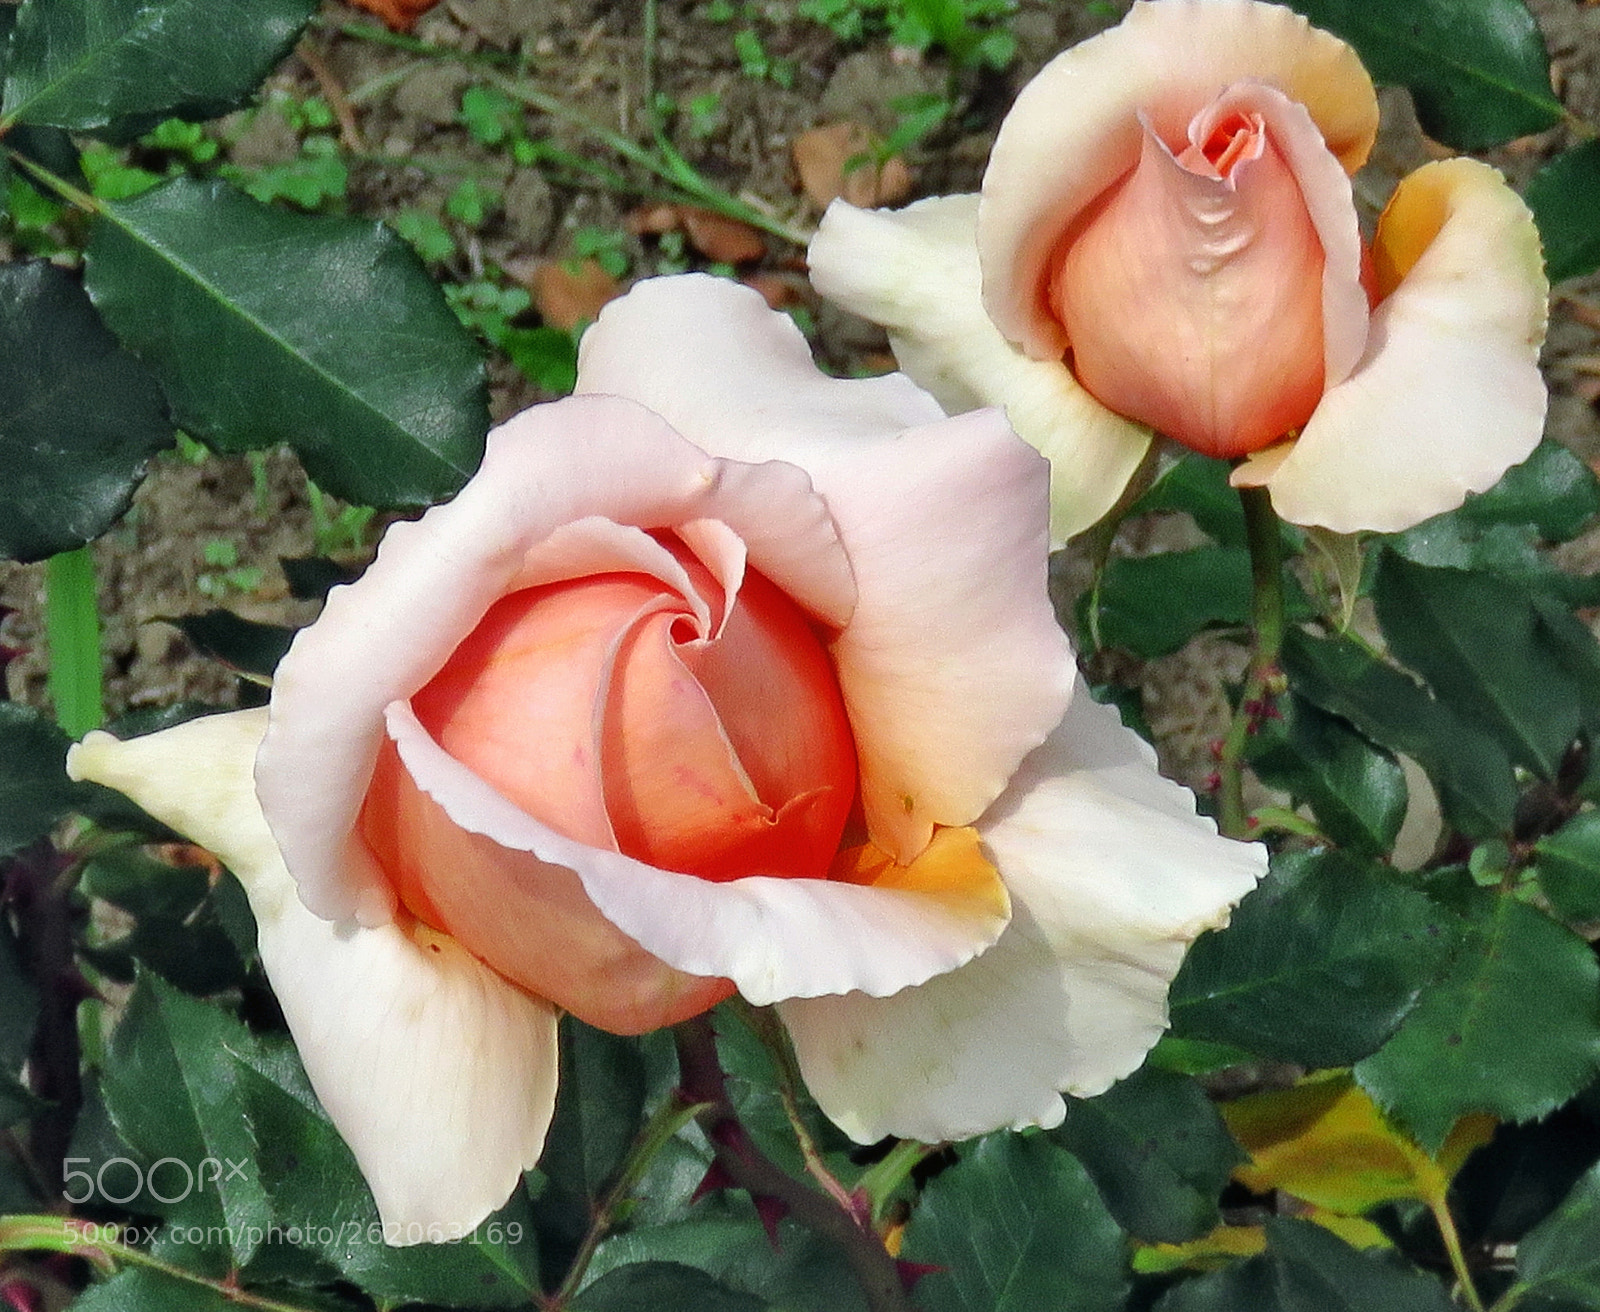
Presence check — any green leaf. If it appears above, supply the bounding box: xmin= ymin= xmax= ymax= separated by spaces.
xmin=571 ymin=1261 xmax=769 ymax=1312
xmin=901 ymin=1134 xmax=1127 ymax=1312
xmin=1088 ymin=547 xmax=1252 ymax=658
xmin=1458 ymin=438 xmax=1600 ymax=541
xmin=1127 ymin=453 xmax=1250 ymax=549
xmin=1282 ymin=629 xmax=1517 ymax=838
xmin=1389 ymin=518 xmax=1600 ymax=609
xmin=85 ymin=176 xmax=487 ymax=509
xmin=168 ymin=610 xmax=295 ymax=680
xmin=1052 ymin=1067 xmax=1243 ymax=1244
xmin=1355 ymin=891 xmax=1600 ymax=1151
xmin=97 ymin=975 xmax=274 ymax=1264
xmin=0 ymin=261 xmax=172 ymax=562
xmin=1514 ymin=1158 xmax=1600 ymax=1304
xmin=1283 ymin=0 xmax=1561 ymax=149
xmin=0 ymin=702 xmax=101 ymax=855
xmin=1 ymin=0 xmax=316 ymax=138
xmin=1374 ymin=551 xmax=1581 ymax=779
xmin=587 ymin=1216 xmax=866 ymax=1312
xmin=1248 ymin=694 xmax=1407 ymax=856
xmin=1157 ymin=1217 xmax=1456 ymax=1311
xmin=71 ymin=1268 xmax=245 ymax=1312
xmin=1527 ymin=139 xmax=1600 ymax=283
xmin=1535 ymin=811 xmax=1600 ymax=924
xmin=1168 ymin=850 xmax=1458 ymax=1067
xmin=236 ymin=1054 xmax=541 ymax=1306
xmin=540 ymin=1017 xmax=648 ymax=1207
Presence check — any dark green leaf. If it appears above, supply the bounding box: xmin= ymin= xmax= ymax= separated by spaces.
xmin=1355 ymin=891 xmax=1600 ymax=1151
xmin=1374 ymin=552 xmax=1581 ymax=779
xmin=279 ymin=555 xmax=360 ymax=601
xmin=72 ymin=1268 xmax=243 ymax=1312
xmin=1283 ymin=629 xmax=1517 ymax=838
xmin=587 ymin=1216 xmax=866 ymax=1312
xmin=237 ymin=1053 xmax=541 ymax=1306
xmin=1515 ymin=1158 xmax=1600 ymax=1304
xmin=168 ymin=610 xmax=296 ymax=679
xmin=1527 ymin=139 xmax=1600 ymax=283
xmin=1 ymin=0 xmax=316 ymax=138
xmin=97 ymin=975 xmax=274 ymax=1264
xmin=1053 ymin=1067 xmax=1243 ymax=1244
xmin=0 ymin=261 xmax=172 ymax=561
xmin=1283 ymin=0 xmax=1561 ymax=149
xmin=541 ymin=1017 xmax=648 ymax=1207
xmin=1089 ymin=547 xmax=1251 ymax=658
xmin=1535 ymin=811 xmax=1600 ymax=925
xmin=0 ymin=701 xmax=101 ymax=855
xmin=1159 ymin=1217 xmax=1456 ymax=1311
xmin=86 ymin=177 xmax=487 ymax=508
xmin=82 ymin=845 xmax=209 ymax=921
xmin=571 ymin=1261 xmax=768 ymax=1312
xmin=1390 ymin=519 xmax=1600 ymax=608
xmin=503 ymin=325 xmax=579 ymax=395
xmin=1458 ymin=439 xmax=1600 ymax=541
xmin=1127 ymin=455 xmax=1250 ymax=549
xmin=1248 ymin=694 xmax=1408 ymax=856
xmin=1169 ymin=850 xmax=1457 ymax=1067
xmin=901 ymin=1134 xmax=1127 ymax=1312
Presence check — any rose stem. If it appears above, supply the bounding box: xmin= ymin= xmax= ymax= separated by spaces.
xmin=1216 ymin=486 xmax=1288 ymax=839
xmin=542 ymin=1091 xmax=709 ymax=1309
xmin=673 ymin=1016 xmax=919 ymax=1312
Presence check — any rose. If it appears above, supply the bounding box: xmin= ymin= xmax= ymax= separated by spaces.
xmin=68 ymin=274 xmax=1264 ymax=1237
xmin=807 ymin=0 xmax=1549 ymax=540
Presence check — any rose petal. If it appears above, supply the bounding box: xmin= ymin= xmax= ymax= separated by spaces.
xmin=1052 ymin=96 xmax=1328 ymax=458
xmin=979 ymin=0 xmax=1378 ymax=360
xmin=778 ymin=685 xmax=1266 ymax=1143
xmin=67 ymin=711 xmax=559 ymax=1235
xmin=1233 ymin=158 xmax=1549 ymax=532
xmin=257 ymin=391 xmax=856 ymax=925
xmin=807 ymin=195 xmax=1153 ymax=541
xmin=385 ymin=699 xmax=1011 ymax=1005
xmin=577 ymin=274 xmax=1076 ymax=862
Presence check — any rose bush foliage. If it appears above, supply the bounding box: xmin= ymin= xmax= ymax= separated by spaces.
xmin=68 ymin=276 xmax=1264 ymax=1237
xmin=807 ymin=0 xmax=1550 ymax=540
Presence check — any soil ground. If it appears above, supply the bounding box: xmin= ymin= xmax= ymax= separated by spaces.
xmin=3 ymin=0 xmax=1599 ymax=794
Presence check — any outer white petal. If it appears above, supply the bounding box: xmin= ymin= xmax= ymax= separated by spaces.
xmin=385 ymin=701 xmax=1011 ymax=1006
xmin=778 ymin=686 xmax=1266 ymax=1143
xmin=577 ymin=274 xmax=1076 ymax=863
xmin=1236 ymin=158 xmax=1550 ymax=532
xmin=67 ymin=711 xmax=559 ymax=1239
xmin=807 ymin=195 xmax=1154 ymax=542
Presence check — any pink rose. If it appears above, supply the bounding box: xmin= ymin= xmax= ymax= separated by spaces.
xmin=68 ymin=275 xmax=1263 ymax=1236
xmin=808 ymin=0 xmax=1549 ymax=538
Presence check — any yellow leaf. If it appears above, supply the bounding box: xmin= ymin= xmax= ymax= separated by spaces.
xmin=1222 ymin=1072 xmax=1494 ymax=1215
xmin=1134 ymin=1224 xmax=1266 ymax=1275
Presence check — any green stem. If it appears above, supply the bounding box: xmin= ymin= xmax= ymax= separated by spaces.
xmin=45 ymin=547 xmax=104 ymax=739
xmin=1216 ymin=486 xmax=1287 ymax=839
xmin=1425 ymin=1194 xmax=1485 ymax=1312
xmin=545 ymin=1092 xmax=710 ymax=1308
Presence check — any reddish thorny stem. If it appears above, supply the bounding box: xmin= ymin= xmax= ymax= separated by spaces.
xmin=672 ymin=1015 xmax=919 ymax=1312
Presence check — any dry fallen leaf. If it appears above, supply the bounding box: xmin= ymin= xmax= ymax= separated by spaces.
xmin=741 ymin=271 xmax=807 ymax=310
xmin=346 ymin=0 xmax=441 ymax=32
xmin=525 ymin=258 xmax=624 ymax=332
xmin=625 ymin=203 xmax=682 ymax=237
xmin=792 ymin=121 xmax=914 ymax=212
xmin=680 ymin=208 xmax=766 ymax=264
